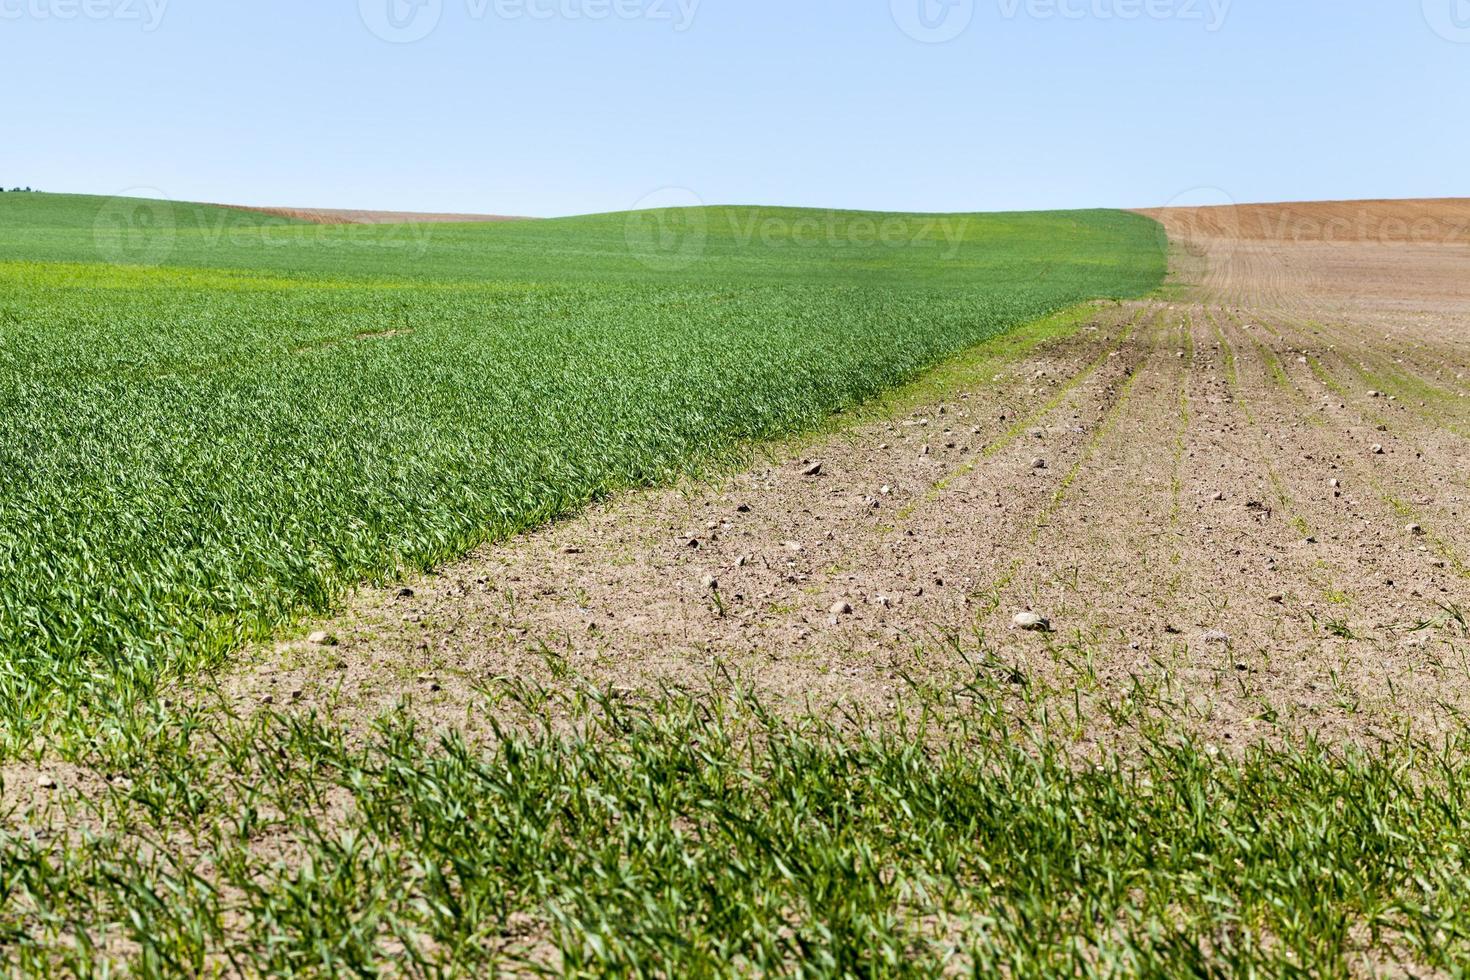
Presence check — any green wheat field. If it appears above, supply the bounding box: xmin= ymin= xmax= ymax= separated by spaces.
xmin=6 ymin=193 xmax=1470 ymax=976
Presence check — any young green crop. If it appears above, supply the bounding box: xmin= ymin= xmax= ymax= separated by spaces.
xmin=6 ymin=659 xmax=1469 ymax=976
xmin=0 ymin=193 xmax=1165 ymax=750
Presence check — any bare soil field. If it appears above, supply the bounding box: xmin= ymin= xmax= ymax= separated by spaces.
xmin=1139 ymin=198 xmax=1470 ymax=244
xmin=229 ymin=200 xmax=1470 ymax=750
xmin=1140 ymin=198 xmax=1470 ymax=313
xmin=227 ymin=204 xmax=531 ymax=224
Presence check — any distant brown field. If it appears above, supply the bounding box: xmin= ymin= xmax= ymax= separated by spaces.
xmin=228 ymin=205 xmax=533 ymax=225
xmin=1137 ymin=198 xmax=1470 ymax=245
xmin=1136 ymin=198 xmax=1470 ymax=313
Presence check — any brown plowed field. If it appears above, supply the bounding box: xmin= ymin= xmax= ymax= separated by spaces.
xmin=221 ymin=200 xmax=1470 ymax=750
xmin=1138 ymin=197 xmax=1470 ymax=243
xmin=229 ymin=205 xmax=532 ymax=224
xmin=1139 ymin=199 xmax=1470 ymax=313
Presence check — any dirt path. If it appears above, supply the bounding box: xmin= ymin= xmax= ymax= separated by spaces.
xmin=219 ymin=204 xmax=1470 ymax=747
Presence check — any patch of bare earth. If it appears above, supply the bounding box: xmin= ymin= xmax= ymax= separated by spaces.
xmin=209 ymin=199 xmax=1470 ymax=750
xmin=225 ymin=205 xmax=533 ymax=225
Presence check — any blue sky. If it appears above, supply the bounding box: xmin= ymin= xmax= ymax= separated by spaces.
xmin=3 ymin=0 xmax=1467 ymax=216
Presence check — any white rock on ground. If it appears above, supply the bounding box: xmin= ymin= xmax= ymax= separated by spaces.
xmin=1013 ymin=611 xmax=1051 ymax=632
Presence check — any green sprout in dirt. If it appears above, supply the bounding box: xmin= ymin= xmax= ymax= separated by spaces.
xmin=5 ymin=660 xmax=1470 ymax=976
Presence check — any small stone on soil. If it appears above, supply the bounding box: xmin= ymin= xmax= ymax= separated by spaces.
xmin=800 ymin=461 xmax=823 ymax=477
xmin=1202 ymin=630 xmax=1231 ymax=645
xmin=1030 ymin=457 xmax=1047 ymax=469
xmin=1013 ymin=611 xmax=1051 ymax=632
xmin=307 ymin=631 xmax=337 ymax=647
xmin=36 ymin=774 xmax=57 ymax=789
xmin=702 ymin=575 xmax=719 ymax=591
xmin=831 ymin=601 xmax=853 ymax=615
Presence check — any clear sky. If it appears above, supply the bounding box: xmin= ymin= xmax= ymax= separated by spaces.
xmin=4 ymin=0 xmax=1467 ymax=216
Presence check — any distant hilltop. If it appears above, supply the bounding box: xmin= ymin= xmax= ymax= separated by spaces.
xmin=226 ymin=205 xmax=534 ymax=225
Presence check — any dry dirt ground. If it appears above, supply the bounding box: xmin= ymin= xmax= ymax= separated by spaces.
xmin=226 ymin=205 xmax=531 ymax=224
xmin=217 ymin=200 xmax=1470 ymax=749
